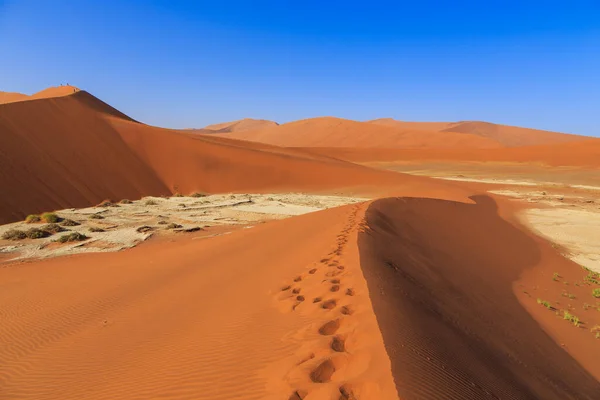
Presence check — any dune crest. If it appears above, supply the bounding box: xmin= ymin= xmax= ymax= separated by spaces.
xmin=204 ymin=118 xmax=279 ymax=133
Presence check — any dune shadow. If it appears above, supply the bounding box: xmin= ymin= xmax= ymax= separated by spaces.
xmin=358 ymin=195 xmax=599 ymax=399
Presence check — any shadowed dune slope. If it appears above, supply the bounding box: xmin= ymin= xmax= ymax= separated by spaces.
xmin=358 ymin=196 xmax=600 ymax=399
xmin=298 ymin=140 xmax=600 ymax=168
xmin=213 ymin=117 xmax=502 ymax=149
xmin=0 ymin=92 xmax=168 ymax=224
xmin=204 ymin=118 xmax=279 ymax=133
xmin=0 ymin=90 xmax=453 ymax=224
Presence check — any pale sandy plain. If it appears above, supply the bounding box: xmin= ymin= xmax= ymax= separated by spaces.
xmin=0 ymin=88 xmax=599 ymax=399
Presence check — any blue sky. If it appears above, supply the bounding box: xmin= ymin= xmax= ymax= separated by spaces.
xmin=0 ymin=1 xmax=599 ymax=136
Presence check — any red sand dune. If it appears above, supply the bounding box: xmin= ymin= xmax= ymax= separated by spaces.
xmin=211 ymin=116 xmax=502 ymax=149
xmin=204 ymin=118 xmax=279 ymax=133
xmin=0 ymin=91 xmax=29 ymax=104
xmin=0 ymin=90 xmax=462 ymax=224
xmin=300 ymin=139 xmax=600 ymax=168
xmin=368 ymin=118 xmax=586 ymax=147
xmin=0 ymin=85 xmax=80 ymax=105
xmin=359 ymin=196 xmax=600 ymax=399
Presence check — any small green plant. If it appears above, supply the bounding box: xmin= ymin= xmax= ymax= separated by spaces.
xmin=89 ymin=227 xmax=105 ymax=233
xmin=585 ymin=272 xmax=600 ymax=285
xmin=89 ymin=214 xmax=104 ymax=220
xmin=25 ymin=228 xmax=48 ymax=239
xmin=592 ymin=288 xmax=600 ymax=298
xmin=553 ymin=272 xmax=560 ymax=281
xmin=40 ymin=212 xmax=60 ymax=223
xmin=2 ymin=229 xmax=27 ymax=240
xmin=145 ymin=199 xmax=158 ymax=206
xmin=591 ymin=325 xmax=600 ymax=339
xmin=537 ymin=298 xmax=552 ymax=309
xmin=25 ymin=214 xmax=41 ymax=223
xmin=42 ymin=223 xmax=64 ymax=234
xmin=568 ymin=293 xmax=576 ymax=300
xmin=563 ymin=310 xmax=580 ymax=327
xmin=57 ymin=232 xmax=88 ymax=243
xmin=166 ymin=223 xmax=183 ymax=229
xmin=584 ymin=303 xmax=591 ymax=311
xmin=120 ymin=199 xmax=133 ymax=204
xmin=62 ymin=218 xmax=81 ymax=226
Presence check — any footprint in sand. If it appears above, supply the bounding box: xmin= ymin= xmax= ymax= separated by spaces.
xmin=309 ymin=268 xmax=317 ymax=274
xmin=319 ymin=319 xmax=341 ymax=335
xmin=340 ymin=305 xmax=354 ymax=315
xmin=345 ymin=288 xmax=355 ymax=296
xmin=331 ymin=285 xmax=340 ymax=292
xmin=339 ymin=385 xmax=357 ymax=400
xmin=310 ymin=359 xmax=336 ymax=383
xmin=321 ymin=299 xmax=337 ymax=310
xmin=292 ymin=287 xmax=301 ymax=294
xmin=294 ymin=276 xmax=302 ymax=282
xmin=313 ymin=297 xmax=323 ymax=303
xmin=331 ymin=335 xmax=346 ymax=352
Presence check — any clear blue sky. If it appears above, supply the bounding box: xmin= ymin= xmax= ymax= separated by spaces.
xmin=1 ymin=1 xmax=599 ymax=136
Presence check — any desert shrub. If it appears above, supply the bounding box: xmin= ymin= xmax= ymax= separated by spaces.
xmin=173 ymin=193 xmax=183 ymax=197
xmin=89 ymin=227 xmax=105 ymax=233
xmin=98 ymin=200 xmax=119 ymax=208
xmin=40 ymin=212 xmax=60 ymax=223
xmin=62 ymin=218 xmax=81 ymax=226
xmin=2 ymin=229 xmax=27 ymax=240
xmin=57 ymin=232 xmax=88 ymax=243
xmin=563 ymin=310 xmax=580 ymax=327
xmin=536 ymin=298 xmax=552 ymax=309
xmin=552 ymin=272 xmax=560 ymax=281
xmin=25 ymin=214 xmax=41 ymax=223
xmin=42 ymin=223 xmax=65 ymax=234
xmin=26 ymin=228 xmax=48 ymax=239
xmin=166 ymin=223 xmax=183 ymax=229
xmin=593 ymin=289 xmax=600 ymax=298
xmin=190 ymin=192 xmax=207 ymax=198
xmin=89 ymin=214 xmax=104 ymax=220
xmin=136 ymin=226 xmax=154 ymax=233
xmin=145 ymin=199 xmax=158 ymax=206
xmin=120 ymin=199 xmax=133 ymax=204
xmin=157 ymin=220 xmax=168 ymax=225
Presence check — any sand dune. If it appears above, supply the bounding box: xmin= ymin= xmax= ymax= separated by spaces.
xmin=359 ymin=196 xmax=600 ymax=399
xmin=0 ymin=203 xmax=401 ymax=400
xmin=0 ymin=85 xmax=80 ymax=104
xmin=301 ymin=138 xmax=600 ymax=168
xmin=212 ymin=116 xmax=502 ymax=149
xmin=0 ymin=91 xmax=29 ymax=104
xmin=204 ymin=118 xmax=279 ymax=133
xmin=0 ymin=89 xmax=455 ymax=224
xmin=367 ymin=118 xmax=586 ymax=147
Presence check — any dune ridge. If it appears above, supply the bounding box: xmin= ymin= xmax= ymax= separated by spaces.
xmin=204 ymin=118 xmax=279 ymax=133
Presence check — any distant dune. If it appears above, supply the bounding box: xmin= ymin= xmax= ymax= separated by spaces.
xmin=211 ymin=116 xmax=502 ymax=149
xmin=0 ymin=91 xmax=29 ymax=104
xmin=0 ymin=90 xmax=439 ymax=224
xmin=204 ymin=118 xmax=279 ymax=133
xmin=368 ymin=118 xmax=585 ymax=147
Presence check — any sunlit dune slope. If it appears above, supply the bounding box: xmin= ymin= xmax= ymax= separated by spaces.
xmin=204 ymin=118 xmax=279 ymax=133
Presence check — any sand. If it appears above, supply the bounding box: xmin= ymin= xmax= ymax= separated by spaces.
xmin=1 ymin=86 xmax=599 ymax=399
xmin=203 ymin=118 xmax=279 ymax=133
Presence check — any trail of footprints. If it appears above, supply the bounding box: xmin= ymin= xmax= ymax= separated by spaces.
xmin=279 ymin=205 xmax=361 ymax=400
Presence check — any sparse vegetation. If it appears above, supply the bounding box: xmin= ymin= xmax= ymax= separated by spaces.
xmin=40 ymin=212 xmax=60 ymax=223
xmin=537 ymin=298 xmax=552 ymax=309
xmin=166 ymin=223 xmax=183 ymax=229
xmin=25 ymin=214 xmax=41 ymax=223
xmin=190 ymin=192 xmax=207 ymax=198
xmin=145 ymin=199 xmax=158 ymax=206
xmin=173 ymin=193 xmax=183 ymax=197
xmin=120 ymin=199 xmax=133 ymax=204
xmin=98 ymin=200 xmax=119 ymax=208
xmin=136 ymin=226 xmax=153 ymax=233
xmin=42 ymin=223 xmax=65 ymax=234
xmin=157 ymin=220 xmax=168 ymax=225
xmin=57 ymin=232 xmax=88 ymax=243
xmin=62 ymin=218 xmax=81 ymax=226
xmin=584 ymin=271 xmax=600 ymax=285
xmin=563 ymin=310 xmax=581 ymax=327
xmin=592 ymin=288 xmax=600 ymax=298
xmin=89 ymin=214 xmax=104 ymax=220
xmin=2 ymin=229 xmax=27 ymax=240
xmin=592 ymin=325 xmax=600 ymax=339
xmin=552 ymin=272 xmax=560 ymax=281
xmin=89 ymin=227 xmax=105 ymax=233
xmin=25 ymin=228 xmax=48 ymax=239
